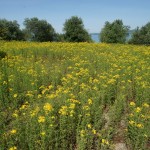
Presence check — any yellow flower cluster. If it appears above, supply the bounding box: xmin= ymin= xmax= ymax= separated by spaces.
xmin=38 ymin=116 xmax=45 ymax=123
xmin=9 ymin=146 xmax=17 ymax=150
xmin=43 ymin=103 xmax=53 ymax=112
xmin=102 ymin=139 xmax=109 ymax=145
xmin=0 ymin=41 xmax=149 ymax=149
xmin=59 ymin=106 xmax=68 ymax=115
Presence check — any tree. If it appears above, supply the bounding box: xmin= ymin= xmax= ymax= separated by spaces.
xmin=23 ymin=17 xmax=56 ymax=42
xmin=129 ymin=22 xmax=150 ymax=45
xmin=55 ymin=33 xmax=65 ymax=42
xmin=63 ymin=16 xmax=91 ymax=42
xmin=100 ymin=20 xmax=129 ymax=43
xmin=0 ymin=19 xmax=24 ymax=41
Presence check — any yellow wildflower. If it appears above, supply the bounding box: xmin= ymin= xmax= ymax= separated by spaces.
xmin=10 ymin=129 xmax=17 ymax=134
xmin=129 ymin=102 xmax=135 ymax=106
xmin=141 ymin=114 xmax=145 ymax=118
xmin=129 ymin=120 xmax=135 ymax=125
xmin=108 ymin=78 xmax=116 ymax=84
xmin=114 ymin=74 xmax=120 ymax=78
xmin=68 ymin=66 xmax=72 ymax=69
xmin=93 ymin=78 xmax=99 ymax=83
xmin=51 ymin=116 xmax=55 ymax=119
xmin=70 ymin=110 xmax=75 ymax=117
xmin=136 ymin=123 xmax=144 ymax=128
xmin=48 ymin=85 xmax=53 ymax=90
xmin=87 ymin=124 xmax=92 ymax=129
xmin=9 ymin=146 xmax=17 ymax=150
xmin=31 ymin=82 xmax=34 ymax=85
xmin=69 ymin=103 xmax=75 ymax=109
xmin=9 ymin=88 xmax=13 ymax=91
xmin=143 ymin=103 xmax=149 ymax=108
xmin=46 ymin=93 xmax=56 ymax=99
xmin=20 ymin=104 xmax=27 ymax=110
xmin=83 ymin=105 xmax=89 ymax=110
xmin=102 ymin=139 xmax=105 ymax=143
xmin=38 ymin=116 xmax=45 ymax=123
xmin=38 ymin=94 xmax=42 ymax=99
xmin=129 ymin=113 xmax=134 ymax=117
xmin=144 ymin=134 xmax=148 ymax=138
xmin=102 ymin=139 xmax=109 ymax=145
xmin=92 ymin=129 xmax=96 ymax=134
xmin=26 ymin=93 xmax=33 ymax=97
xmin=3 ymin=81 xmax=7 ymax=85
xmin=128 ymin=80 xmax=132 ymax=83
xmin=42 ymin=88 xmax=48 ymax=95
xmin=30 ymin=106 xmax=39 ymax=117
xmin=50 ymin=124 xmax=53 ymax=127
xmin=40 ymin=131 xmax=46 ymax=136
xmin=12 ymin=110 xmax=18 ymax=118
xmin=88 ymin=99 xmax=93 ymax=105
xmin=85 ymin=113 xmax=90 ymax=116
xmin=13 ymin=94 xmax=17 ymax=98
xmin=43 ymin=103 xmax=53 ymax=112
xmin=12 ymin=113 xmax=18 ymax=118
xmin=59 ymin=106 xmax=68 ymax=115
xmin=80 ymin=130 xmax=85 ymax=137
xmin=135 ymin=107 xmax=141 ymax=113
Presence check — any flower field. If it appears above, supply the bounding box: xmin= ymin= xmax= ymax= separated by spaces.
xmin=0 ymin=41 xmax=150 ymax=150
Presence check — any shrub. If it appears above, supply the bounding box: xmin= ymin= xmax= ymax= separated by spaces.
xmin=0 ymin=51 xmax=7 ymax=59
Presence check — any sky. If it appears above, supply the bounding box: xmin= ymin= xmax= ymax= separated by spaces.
xmin=0 ymin=0 xmax=150 ymax=33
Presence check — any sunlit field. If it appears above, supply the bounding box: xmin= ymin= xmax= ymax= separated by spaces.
xmin=0 ymin=41 xmax=149 ymax=150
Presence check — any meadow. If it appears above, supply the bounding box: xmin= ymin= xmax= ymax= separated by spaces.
xmin=0 ymin=41 xmax=149 ymax=150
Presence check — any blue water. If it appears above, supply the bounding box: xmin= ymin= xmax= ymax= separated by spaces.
xmin=91 ymin=34 xmax=100 ymax=43
xmin=90 ymin=32 xmax=132 ymax=43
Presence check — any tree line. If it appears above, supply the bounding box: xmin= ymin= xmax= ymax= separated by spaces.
xmin=0 ymin=16 xmax=150 ymax=45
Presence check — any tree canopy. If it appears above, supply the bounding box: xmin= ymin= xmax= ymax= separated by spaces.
xmin=23 ymin=17 xmax=56 ymax=42
xmin=0 ymin=17 xmax=149 ymax=45
xmin=129 ymin=22 xmax=150 ymax=45
xmin=100 ymin=20 xmax=129 ymax=43
xmin=63 ymin=16 xmax=91 ymax=42
xmin=0 ymin=19 xmax=24 ymax=41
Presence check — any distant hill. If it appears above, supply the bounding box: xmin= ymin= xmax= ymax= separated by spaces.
xmin=90 ymin=33 xmax=99 ymax=35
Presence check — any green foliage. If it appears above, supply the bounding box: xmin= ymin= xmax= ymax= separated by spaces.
xmin=0 ymin=19 xmax=25 ymax=41
xmin=23 ymin=17 xmax=56 ymax=42
xmin=63 ymin=16 xmax=91 ymax=42
xmin=55 ymin=33 xmax=65 ymax=42
xmin=100 ymin=20 xmax=129 ymax=43
xmin=0 ymin=42 xmax=149 ymax=150
xmin=0 ymin=51 xmax=7 ymax=59
xmin=129 ymin=22 xmax=150 ymax=45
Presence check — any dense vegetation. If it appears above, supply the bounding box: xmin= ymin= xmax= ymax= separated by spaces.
xmin=63 ymin=16 xmax=91 ymax=42
xmin=0 ymin=17 xmax=150 ymax=44
xmin=23 ymin=17 xmax=57 ymax=42
xmin=0 ymin=19 xmax=24 ymax=41
xmin=0 ymin=41 xmax=149 ymax=150
xmin=100 ymin=20 xmax=129 ymax=44
xmin=129 ymin=22 xmax=150 ymax=45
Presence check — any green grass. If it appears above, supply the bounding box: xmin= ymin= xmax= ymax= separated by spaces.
xmin=0 ymin=41 xmax=150 ymax=150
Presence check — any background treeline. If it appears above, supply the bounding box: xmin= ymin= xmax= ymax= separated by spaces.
xmin=0 ymin=16 xmax=150 ymax=45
